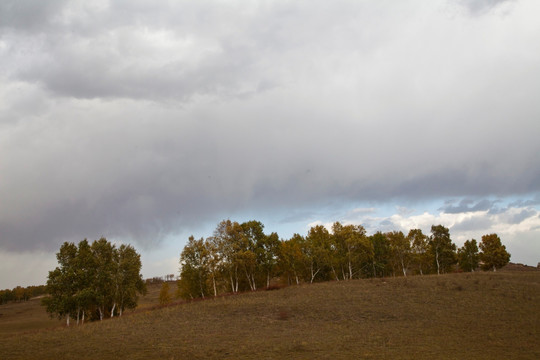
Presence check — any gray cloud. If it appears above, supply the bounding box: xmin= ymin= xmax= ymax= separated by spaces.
xmin=0 ymin=0 xmax=68 ymax=32
xmin=509 ymin=209 xmax=537 ymax=224
xmin=440 ymin=199 xmax=500 ymax=214
xmin=1 ymin=0 xmax=540 ymax=253
xmin=508 ymin=194 xmax=540 ymax=208
xmin=457 ymin=0 xmax=515 ymax=15
xmin=451 ymin=216 xmax=495 ymax=232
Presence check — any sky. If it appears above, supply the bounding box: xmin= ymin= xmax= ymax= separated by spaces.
xmin=1 ymin=0 xmax=539 ymax=289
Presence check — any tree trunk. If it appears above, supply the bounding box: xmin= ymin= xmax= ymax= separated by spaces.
xmin=111 ymin=303 xmax=116 ymax=318
xmin=331 ymin=266 xmax=339 ymax=281
xmin=66 ymin=314 xmax=70 ymax=327
xmin=244 ymin=269 xmax=255 ymax=291
xmin=435 ymin=249 xmax=440 ymax=275
xmin=310 ymin=267 xmax=320 ymax=284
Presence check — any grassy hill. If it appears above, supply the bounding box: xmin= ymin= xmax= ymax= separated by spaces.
xmin=0 ymin=270 xmax=539 ymax=359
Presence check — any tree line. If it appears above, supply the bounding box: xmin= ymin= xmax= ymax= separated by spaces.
xmin=177 ymin=220 xmax=511 ymax=299
xmin=0 ymin=285 xmax=47 ymax=305
xmin=42 ymin=238 xmax=146 ymax=326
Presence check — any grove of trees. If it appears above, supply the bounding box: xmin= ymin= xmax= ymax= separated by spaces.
xmin=177 ymin=220 xmax=511 ymax=300
xmin=0 ymin=285 xmax=47 ymax=305
xmin=42 ymin=238 xmax=146 ymax=326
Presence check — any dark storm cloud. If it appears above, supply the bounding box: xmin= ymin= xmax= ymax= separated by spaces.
xmin=1 ymin=0 xmax=540 ymax=254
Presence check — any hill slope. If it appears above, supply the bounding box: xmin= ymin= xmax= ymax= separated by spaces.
xmin=1 ymin=271 xmax=539 ymax=359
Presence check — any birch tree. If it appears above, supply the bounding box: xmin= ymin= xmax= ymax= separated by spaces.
xmin=278 ymin=234 xmax=305 ymax=285
xmin=408 ymin=229 xmax=431 ymax=275
xmin=178 ymin=236 xmax=210 ymax=299
xmin=42 ymin=242 xmax=78 ymax=326
xmin=331 ymin=222 xmax=370 ymax=280
xmin=43 ymin=238 xmax=145 ymax=323
xmin=458 ymin=239 xmax=479 ymax=272
xmin=429 ymin=225 xmax=457 ymax=275
xmin=369 ymin=232 xmax=390 ymax=277
xmin=479 ymin=234 xmax=510 ymax=271
xmin=387 ymin=231 xmax=411 ymax=277
xmin=305 ymin=225 xmax=332 ymax=283
xmin=114 ymin=244 xmax=147 ymax=316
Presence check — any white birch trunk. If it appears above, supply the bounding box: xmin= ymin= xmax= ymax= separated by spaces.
xmin=331 ymin=266 xmax=339 ymax=281
xmin=310 ymin=268 xmax=320 ymax=284
xmin=245 ymin=269 xmax=255 ymax=291
xmin=66 ymin=314 xmax=70 ymax=327
xmin=435 ymin=249 xmax=440 ymax=275
xmin=111 ymin=303 xmax=116 ymax=318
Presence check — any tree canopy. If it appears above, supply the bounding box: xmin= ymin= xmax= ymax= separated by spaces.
xmin=177 ymin=220 xmax=511 ymax=300
xmin=42 ymin=238 xmax=146 ymax=326
xmin=479 ymin=234 xmax=511 ymax=271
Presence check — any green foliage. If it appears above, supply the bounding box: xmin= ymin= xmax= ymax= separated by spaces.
xmin=479 ymin=234 xmax=510 ymax=271
xmin=387 ymin=231 xmax=411 ymax=276
xmin=408 ymin=229 xmax=432 ymax=275
xmin=178 ymin=220 xmax=285 ymax=299
xmin=42 ymin=238 xmax=146 ymax=325
xmin=304 ymin=225 xmax=333 ymax=283
xmin=177 ymin=236 xmax=210 ymax=299
xmin=176 ymin=220 xmax=513 ymax=300
xmin=0 ymin=285 xmax=47 ymax=305
xmin=159 ymin=282 xmax=172 ymax=305
xmin=429 ymin=225 xmax=457 ymax=274
xmin=458 ymin=239 xmax=479 ymax=272
xmin=278 ymin=234 xmax=305 ymax=285
xmin=369 ymin=232 xmax=391 ymax=277
xmin=330 ymin=222 xmax=371 ymax=280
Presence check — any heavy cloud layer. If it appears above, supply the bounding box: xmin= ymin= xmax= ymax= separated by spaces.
xmin=1 ymin=0 xmax=539 ymax=255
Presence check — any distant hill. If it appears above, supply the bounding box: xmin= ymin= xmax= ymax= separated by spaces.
xmin=502 ymin=262 xmax=539 ymax=271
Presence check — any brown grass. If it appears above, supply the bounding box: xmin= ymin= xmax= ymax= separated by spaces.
xmin=0 ymin=271 xmax=539 ymax=359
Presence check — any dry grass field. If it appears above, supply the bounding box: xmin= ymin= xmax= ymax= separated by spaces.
xmin=0 ymin=270 xmax=539 ymax=359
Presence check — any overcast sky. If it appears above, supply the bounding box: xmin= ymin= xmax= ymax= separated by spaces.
xmin=1 ymin=0 xmax=539 ymax=288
